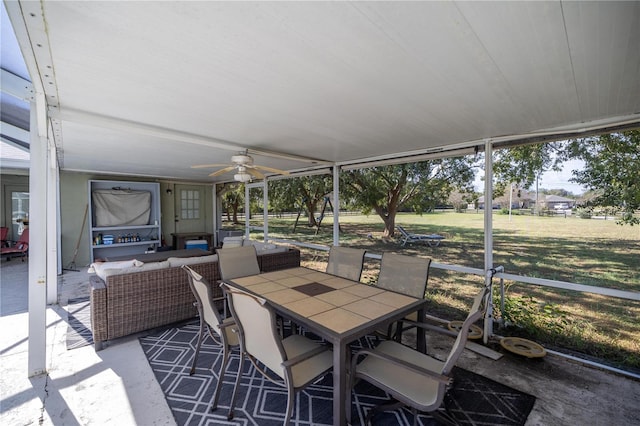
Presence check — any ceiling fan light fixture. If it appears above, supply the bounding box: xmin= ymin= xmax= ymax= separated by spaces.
xmin=234 ymin=172 xmax=252 ymax=183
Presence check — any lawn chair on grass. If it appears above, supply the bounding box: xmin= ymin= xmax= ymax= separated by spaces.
xmin=397 ymin=225 xmax=445 ymax=247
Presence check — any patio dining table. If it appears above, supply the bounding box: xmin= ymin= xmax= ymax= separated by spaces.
xmin=227 ymin=266 xmax=427 ymax=426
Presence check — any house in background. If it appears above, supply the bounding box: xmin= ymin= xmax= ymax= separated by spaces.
xmin=542 ymin=195 xmax=577 ymax=210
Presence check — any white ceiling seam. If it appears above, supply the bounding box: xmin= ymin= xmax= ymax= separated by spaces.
xmin=49 ymin=107 xmax=330 ymax=166
xmin=50 ymin=107 xmax=250 ymax=152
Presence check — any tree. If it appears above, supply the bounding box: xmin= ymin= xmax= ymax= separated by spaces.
xmin=567 ymin=131 xmax=640 ymax=225
xmin=342 ymin=157 xmax=476 ymax=237
xmin=269 ymin=175 xmax=333 ymax=227
xmin=219 ymin=183 xmax=244 ymax=224
xmin=448 ymin=190 xmax=475 ymax=213
xmin=493 ymin=142 xmax=567 ymax=196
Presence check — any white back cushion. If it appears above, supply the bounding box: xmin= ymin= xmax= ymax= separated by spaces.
xmin=167 ymin=254 xmax=218 ymax=267
xmin=222 ymin=236 xmax=244 ymax=248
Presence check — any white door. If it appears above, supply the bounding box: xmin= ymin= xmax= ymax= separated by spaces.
xmin=174 ymin=185 xmax=206 ymax=234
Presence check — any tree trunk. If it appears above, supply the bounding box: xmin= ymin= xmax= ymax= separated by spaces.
xmin=375 ymin=190 xmax=400 ymax=237
xmin=231 ymin=201 xmax=240 ymax=224
xmin=381 ymin=211 xmax=397 ymax=237
xmin=305 ymin=199 xmax=318 ymax=227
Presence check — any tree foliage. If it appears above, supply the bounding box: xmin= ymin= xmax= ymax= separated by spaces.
xmin=567 ymin=131 xmax=640 ymax=225
xmin=492 ymin=142 xmax=567 ymax=196
xmin=490 ymin=131 xmax=639 ymax=225
xmin=448 ymin=190 xmax=476 ymax=213
xmin=269 ymin=175 xmax=333 ymax=227
xmin=219 ymin=183 xmax=244 ymax=224
xmin=341 ymin=157 xmax=476 ymax=237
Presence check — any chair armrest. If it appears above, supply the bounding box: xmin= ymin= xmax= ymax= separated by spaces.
xmin=217 ymin=320 xmax=236 ymax=330
xmin=402 ymin=319 xmax=459 ymax=337
xmin=89 ymin=275 xmax=108 ymax=350
xmin=281 ymin=344 xmax=329 ymax=368
xmin=352 ymin=347 xmax=451 ymax=385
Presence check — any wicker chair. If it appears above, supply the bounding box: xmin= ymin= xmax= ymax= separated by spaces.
xmin=221 ymin=283 xmax=333 ymax=424
xmin=349 ymin=285 xmax=490 ymax=426
xmin=182 ymin=265 xmax=239 ymax=418
xmin=326 ymin=246 xmax=366 ymax=282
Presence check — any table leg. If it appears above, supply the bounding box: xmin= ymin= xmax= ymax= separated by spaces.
xmin=333 ymin=341 xmax=348 ymax=426
xmin=417 ymin=306 xmax=427 ymax=353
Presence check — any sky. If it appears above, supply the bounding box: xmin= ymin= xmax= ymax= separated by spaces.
xmin=475 ymin=159 xmax=587 ymax=195
xmin=536 ymin=159 xmax=587 ymax=194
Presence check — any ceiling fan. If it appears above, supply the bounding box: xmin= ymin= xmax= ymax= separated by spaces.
xmin=191 ymin=151 xmax=290 ymax=182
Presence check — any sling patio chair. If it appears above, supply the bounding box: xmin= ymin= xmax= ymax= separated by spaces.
xmin=397 ymin=225 xmax=445 ymax=247
xmin=221 ymin=282 xmax=333 ymax=424
xmin=218 ymin=244 xmax=298 ymax=336
xmin=348 ymin=285 xmax=490 ymax=426
xmin=182 ymin=265 xmax=239 ymax=419
xmin=1 ymin=228 xmax=29 ymax=261
xmin=216 ymin=245 xmax=261 ymax=281
xmin=326 ymin=245 xmax=366 ymax=282
xmin=374 ymin=252 xmax=431 ymax=343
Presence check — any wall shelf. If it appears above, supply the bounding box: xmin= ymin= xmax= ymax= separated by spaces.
xmin=88 ymin=180 xmax=161 ymax=262
xmin=92 ymin=240 xmax=160 ymax=249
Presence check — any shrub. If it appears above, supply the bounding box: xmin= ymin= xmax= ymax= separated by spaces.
xmin=577 ymin=208 xmax=592 ymax=219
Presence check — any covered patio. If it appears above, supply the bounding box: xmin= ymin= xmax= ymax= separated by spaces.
xmin=2 ymin=260 xmax=640 ymax=425
xmin=1 ymin=1 xmax=639 ymax=425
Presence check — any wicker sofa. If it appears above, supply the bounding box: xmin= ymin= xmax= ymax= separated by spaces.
xmin=89 ymin=247 xmax=300 ymax=350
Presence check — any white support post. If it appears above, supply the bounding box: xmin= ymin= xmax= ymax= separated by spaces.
xmin=332 ymin=166 xmax=340 ymax=246
xmin=508 ymin=183 xmax=513 ymax=221
xmin=244 ymin=184 xmax=250 ymax=239
xmin=483 ymin=139 xmax=494 ymax=344
xmin=263 ymin=179 xmax=269 ymax=241
xmin=212 ymin=184 xmax=217 ymax=247
xmin=46 ymin=139 xmax=58 ymax=303
xmin=28 ymin=97 xmax=48 ymax=377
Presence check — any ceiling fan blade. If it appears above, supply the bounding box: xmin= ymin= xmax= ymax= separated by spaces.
xmin=191 ymin=163 xmax=229 ymax=169
xmin=209 ymin=166 xmax=236 ymax=177
xmin=246 ymin=168 xmax=265 ymax=179
xmin=252 ymin=165 xmax=290 ymax=175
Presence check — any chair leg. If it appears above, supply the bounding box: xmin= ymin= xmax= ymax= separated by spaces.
xmin=284 ymin=380 xmax=296 ymax=425
xmin=431 ymin=396 xmax=460 ymax=426
xmin=393 ymin=320 xmax=404 ymax=343
xmin=227 ymin=352 xmax=245 ymax=420
xmin=365 ymin=400 xmax=404 ymax=425
xmin=431 ymin=408 xmax=459 ymax=426
xmin=211 ymin=344 xmax=230 ymax=411
xmin=190 ymin=318 xmax=205 ymax=375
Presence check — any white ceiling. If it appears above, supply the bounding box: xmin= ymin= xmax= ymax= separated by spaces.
xmin=5 ymin=1 xmax=640 ymax=182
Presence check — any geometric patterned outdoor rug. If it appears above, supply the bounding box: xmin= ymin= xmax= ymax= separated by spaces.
xmin=66 ymin=297 xmax=93 ymax=350
xmin=140 ymin=322 xmax=536 ymax=426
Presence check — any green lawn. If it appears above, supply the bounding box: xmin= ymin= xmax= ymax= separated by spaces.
xmin=235 ymin=211 xmax=640 ymax=371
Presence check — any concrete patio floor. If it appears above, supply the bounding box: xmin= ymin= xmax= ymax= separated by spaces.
xmin=1 ymin=259 xmax=639 ymax=425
